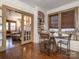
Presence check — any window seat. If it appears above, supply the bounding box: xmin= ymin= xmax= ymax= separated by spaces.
xmin=56 ymin=38 xmax=79 ymax=52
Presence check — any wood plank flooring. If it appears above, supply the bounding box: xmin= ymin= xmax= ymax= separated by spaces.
xmin=0 ymin=43 xmax=79 ymax=59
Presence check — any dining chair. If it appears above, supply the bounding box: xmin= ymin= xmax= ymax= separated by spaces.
xmin=39 ymin=32 xmax=50 ymax=54
xmin=58 ymin=34 xmax=72 ymax=55
xmin=39 ymin=32 xmax=58 ymax=55
xmin=49 ymin=32 xmax=58 ymax=53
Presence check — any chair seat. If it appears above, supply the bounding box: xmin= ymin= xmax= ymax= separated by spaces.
xmin=58 ymin=40 xmax=68 ymax=45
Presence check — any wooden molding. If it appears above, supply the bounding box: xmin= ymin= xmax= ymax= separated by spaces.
xmin=48 ymin=7 xmax=77 ymax=16
xmin=0 ymin=7 xmax=2 ymax=9
xmin=58 ymin=12 xmax=61 ymax=32
xmin=2 ymin=5 xmax=33 ymax=16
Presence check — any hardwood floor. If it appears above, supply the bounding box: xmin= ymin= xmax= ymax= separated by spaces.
xmin=0 ymin=43 xmax=79 ymax=59
xmin=6 ymin=37 xmax=21 ymax=49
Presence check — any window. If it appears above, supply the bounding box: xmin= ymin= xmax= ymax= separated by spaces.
xmin=49 ymin=14 xmax=58 ymax=28
xmin=10 ymin=22 xmax=16 ymax=31
xmin=49 ymin=14 xmax=59 ymax=32
xmin=6 ymin=22 xmax=9 ymax=31
xmin=6 ymin=21 xmax=16 ymax=31
xmin=49 ymin=9 xmax=75 ymax=33
xmin=61 ymin=10 xmax=75 ymax=32
xmin=61 ymin=10 xmax=75 ymax=28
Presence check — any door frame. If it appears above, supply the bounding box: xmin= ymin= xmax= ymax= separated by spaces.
xmin=0 ymin=6 xmax=4 ymax=51
xmin=2 ymin=5 xmax=34 ymax=50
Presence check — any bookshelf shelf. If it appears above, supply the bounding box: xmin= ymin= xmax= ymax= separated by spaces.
xmin=38 ymin=11 xmax=44 ymax=33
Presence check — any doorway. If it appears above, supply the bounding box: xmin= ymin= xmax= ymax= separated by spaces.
xmin=2 ymin=5 xmax=34 ymax=49
xmin=6 ymin=10 xmax=22 ymax=49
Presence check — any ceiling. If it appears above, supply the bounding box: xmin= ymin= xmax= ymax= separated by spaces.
xmin=20 ymin=0 xmax=78 ymax=11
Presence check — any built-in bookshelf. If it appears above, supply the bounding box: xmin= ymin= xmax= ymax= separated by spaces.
xmin=38 ymin=11 xmax=44 ymax=33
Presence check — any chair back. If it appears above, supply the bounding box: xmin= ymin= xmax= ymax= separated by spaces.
xmin=39 ymin=32 xmax=49 ymax=42
xmin=68 ymin=34 xmax=72 ymax=40
xmin=67 ymin=34 xmax=72 ymax=45
xmin=49 ymin=32 xmax=55 ymax=41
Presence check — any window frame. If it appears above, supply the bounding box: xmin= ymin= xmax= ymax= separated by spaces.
xmin=48 ymin=8 xmax=76 ymax=32
xmin=6 ymin=20 xmax=17 ymax=31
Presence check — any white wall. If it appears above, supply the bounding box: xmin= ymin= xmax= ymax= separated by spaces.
xmin=0 ymin=0 xmax=2 ymax=6
xmin=33 ymin=7 xmax=39 ymax=43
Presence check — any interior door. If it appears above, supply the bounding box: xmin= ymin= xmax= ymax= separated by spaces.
xmin=22 ymin=15 xmax=33 ymax=44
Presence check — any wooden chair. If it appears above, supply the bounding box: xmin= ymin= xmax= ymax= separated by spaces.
xmin=12 ymin=32 xmax=21 ymax=41
xmin=39 ymin=32 xmax=50 ymax=54
xmin=49 ymin=32 xmax=58 ymax=53
xmin=58 ymin=34 xmax=72 ymax=55
xmin=39 ymin=32 xmax=58 ymax=54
